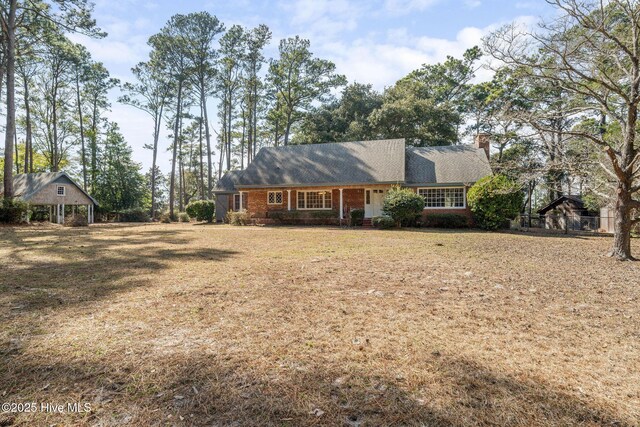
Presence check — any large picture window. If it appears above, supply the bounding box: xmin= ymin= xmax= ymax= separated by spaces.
xmin=418 ymin=187 xmax=465 ymax=208
xmin=297 ymin=190 xmax=332 ymax=210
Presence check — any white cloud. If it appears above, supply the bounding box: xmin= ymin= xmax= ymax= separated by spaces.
xmin=280 ymin=0 xmax=362 ymax=42
xmin=383 ymin=0 xmax=440 ymax=15
xmin=465 ymin=0 xmax=482 ymax=9
xmin=68 ymin=34 xmax=148 ymax=66
xmin=323 ymin=24 xmax=496 ymax=90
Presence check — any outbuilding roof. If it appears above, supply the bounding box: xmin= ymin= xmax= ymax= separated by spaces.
xmin=2 ymin=172 xmax=99 ymax=205
xmin=537 ymin=195 xmax=588 ymax=215
xmin=404 ymin=145 xmax=492 ymax=185
xmin=235 ymin=139 xmax=406 ymax=188
xmin=212 ymin=170 xmax=244 ymax=194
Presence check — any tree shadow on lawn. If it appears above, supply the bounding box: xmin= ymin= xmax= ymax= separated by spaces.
xmin=0 ymin=350 xmax=629 ymax=426
xmin=401 ymin=227 xmax=596 ymax=240
xmin=0 ymin=226 xmax=239 ymax=314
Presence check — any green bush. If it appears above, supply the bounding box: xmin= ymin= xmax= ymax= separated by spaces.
xmin=310 ymin=210 xmax=336 ymax=219
xmin=178 ymin=212 xmax=191 ymax=222
xmin=64 ymin=215 xmax=88 ymax=227
xmin=160 ymin=212 xmax=174 ymax=223
xmin=350 ymin=209 xmax=364 ymax=226
xmin=268 ymin=210 xmax=300 ymax=224
xmin=227 ymin=210 xmax=251 ymax=226
xmin=372 ymin=216 xmax=395 ymax=229
xmin=382 ymin=187 xmax=425 ymax=227
xmin=30 ymin=206 xmax=50 ymax=222
xmin=0 ymin=198 xmax=30 ymax=223
xmin=119 ymin=207 xmax=150 ymax=223
xmin=467 ymin=175 xmax=523 ymax=230
xmin=186 ymin=200 xmax=215 ymax=222
xmin=424 ymin=213 xmax=469 ymax=228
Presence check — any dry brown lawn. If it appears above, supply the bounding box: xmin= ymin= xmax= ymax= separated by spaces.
xmin=0 ymin=223 xmax=639 ymax=426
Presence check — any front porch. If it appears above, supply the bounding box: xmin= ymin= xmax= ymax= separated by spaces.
xmin=237 ymin=185 xmax=393 ymax=225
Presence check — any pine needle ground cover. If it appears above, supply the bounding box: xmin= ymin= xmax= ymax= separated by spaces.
xmin=0 ymin=224 xmax=638 ymax=426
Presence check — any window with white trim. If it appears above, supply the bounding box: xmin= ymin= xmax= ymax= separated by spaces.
xmin=233 ymin=193 xmax=247 ymax=211
xmin=267 ymin=191 xmax=283 ymax=205
xmin=297 ymin=190 xmax=332 ymax=209
xmin=57 ymin=186 xmax=66 ymax=196
xmin=418 ymin=187 xmax=465 ymax=208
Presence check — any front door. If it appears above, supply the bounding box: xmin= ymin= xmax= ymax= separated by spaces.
xmin=364 ymin=189 xmax=386 ymax=218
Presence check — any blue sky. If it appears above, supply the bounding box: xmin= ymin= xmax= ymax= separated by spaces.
xmin=69 ymin=0 xmax=553 ymax=171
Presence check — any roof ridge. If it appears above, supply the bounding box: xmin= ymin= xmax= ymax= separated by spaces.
xmin=263 ymin=138 xmax=406 ymax=151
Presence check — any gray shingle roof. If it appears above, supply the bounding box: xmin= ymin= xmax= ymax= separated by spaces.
xmin=212 ymin=170 xmax=244 ymax=193
xmin=236 ymin=139 xmax=406 ymax=188
xmin=537 ymin=195 xmax=587 ymax=214
xmin=1 ymin=172 xmax=99 ymax=205
xmin=405 ymin=145 xmax=492 ymax=185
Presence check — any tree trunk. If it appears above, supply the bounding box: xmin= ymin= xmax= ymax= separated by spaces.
xmin=14 ymin=130 xmax=19 ymax=173
xmin=198 ymin=101 xmax=204 ymax=199
xmin=252 ymin=74 xmax=258 ymax=161
xmin=3 ymin=0 xmax=17 ymax=198
xmin=609 ymin=99 xmax=638 ymax=261
xmin=247 ymin=95 xmax=253 ymax=164
xmin=23 ymin=73 xmax=33 ymax=173
xmin=240 ymin=107 xmax=246 ymax=169
xmin=218 ymin=110 xmax=226 ymax=180
xmin=76 ymin=71 xmax=88 ymax=189
xmin=178 ymin=111 xmax=184 ymax=212
xmin=90 ymin=98 xmax=98 ymax=190
xmin=52 ymin=83 xmax=59 ymax=172
xmin=609 ymin=184 xmax=634 ymax=260
xmin=226 ymin=94 xmax=232 ymax=171
xmin=150 ymin=103 xmax=163 ymax=219
xmin=202 ymin=88 xmax=213 ymax=198
xmin=284 ymin=112 xmax=292 ymax=146
xmin=169 ymin=81 xmax=182 ymax=218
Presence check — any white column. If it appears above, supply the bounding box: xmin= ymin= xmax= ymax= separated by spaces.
xmin=61 ymin=204 xmax=65 ymax=224
xmin=339 ymin=188 xmax=344 ymax=220
xmin=239 ymin=192 xmax=244 ymax=211
xmin=287 ymin=190 xmax=292 ymax=211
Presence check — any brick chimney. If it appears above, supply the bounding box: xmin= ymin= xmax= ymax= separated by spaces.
xmin=474 ymin=133 xmax=491 ymax=159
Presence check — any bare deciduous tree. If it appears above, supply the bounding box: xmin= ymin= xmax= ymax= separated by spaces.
xmin=485 ymin=0 xmax=640 ymax=260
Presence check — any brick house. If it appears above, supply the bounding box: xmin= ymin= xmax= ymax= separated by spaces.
xmin=213 ymin=137 xmax=492 ymax=224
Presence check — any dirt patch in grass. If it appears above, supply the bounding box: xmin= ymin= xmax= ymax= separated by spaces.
xmin=0 ymin=224 xmax=638 ymax=426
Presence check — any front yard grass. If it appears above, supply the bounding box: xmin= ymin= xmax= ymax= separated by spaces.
xmin=0 ymin=223 xmax=638 ymax=426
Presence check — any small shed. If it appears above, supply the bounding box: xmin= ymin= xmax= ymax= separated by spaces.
xmin=537 ymin=195 xmax=595 ymax=230
xmin=212 ymin=170 xmax=244 ymax=222
xmin=1 ymin=172 xmax=98 ymax=224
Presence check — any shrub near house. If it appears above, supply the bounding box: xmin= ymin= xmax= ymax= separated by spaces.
xmin=382 ymin=187 xmax=425 ymax=227
xmin=467 ymin=175 xmax=523 ymax=230
xmin=0 ymin=199 xmax=30 ymax=223
xmin=424 ymin=213 xmax=469 ymax=228
xmin=186 ymin=200 xmax=215 ymax=223
xmin=119 ymin=207 xmax=150 ymax=222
